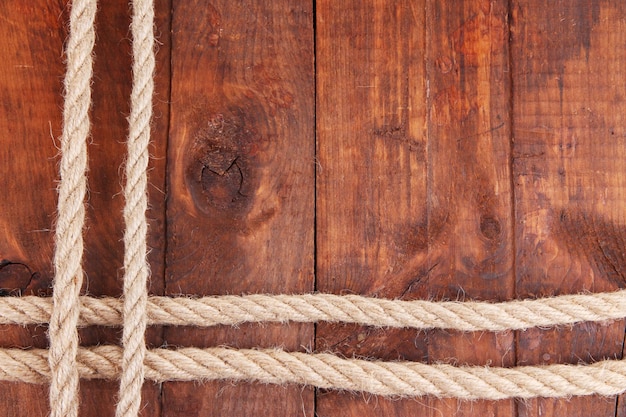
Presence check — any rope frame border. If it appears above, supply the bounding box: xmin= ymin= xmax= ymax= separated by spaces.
xmin=4 ymin=0 xmax=623 ymax=416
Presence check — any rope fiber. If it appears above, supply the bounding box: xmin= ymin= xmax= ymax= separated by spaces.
xmin=2 ymin=291 xmax=625 ymax=331
xmin=3 ymin=346 xmax=626 ymax=400
xmin=117 ymin=0 xmax=155 ymax=416
xmin=49 ymin=1 xmax=97 ymax=416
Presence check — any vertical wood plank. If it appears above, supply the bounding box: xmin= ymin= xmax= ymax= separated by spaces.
xmin=164 ymin=1 xmax=315 ymax=416
xmin=424 ymin=0 xmax=515 ymax=415
xmin=316 ymin=0 xmax=429 ymax=357
xmin=0 ymin=1 xmax=171 ymax=415
xmin=511 ymin=1 xmax=626 ymax=416
xmin=315 ymin=0 xmax=422 ymax=415
xmin=316 ymin=0 xmax=514 ymax=416
xmin=0 ymin=3 xmax=64 ymax=414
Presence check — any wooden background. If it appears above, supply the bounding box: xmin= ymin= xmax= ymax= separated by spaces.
xmin=1 ymin=1 xmax=625 ymax=416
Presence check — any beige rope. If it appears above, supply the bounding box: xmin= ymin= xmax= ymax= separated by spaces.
xmin=4 ymin=291 xmax=624 ymax=331
xmin=49 ymin=1 xmax=97 ymax=417
xmin=117 ymin=0 xmax=155 ymax=416
xmin=2 ymin=346 xmax=625 ymax=400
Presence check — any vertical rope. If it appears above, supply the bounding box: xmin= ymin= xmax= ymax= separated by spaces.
xmin=49 ymin=1 xmax=97 ymax=417
xmin=116 ymin=0 xmax=155 ymax=416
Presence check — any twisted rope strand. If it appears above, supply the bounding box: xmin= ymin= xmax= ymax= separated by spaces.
xmin=49 ymin=1 xmax=97 ymax=417
xmin=3 ymin=346 xmax=626 ymax=400
xmin=117 ymin=0 xmax=155 ymax=416
xmin=6 ymin=291 xmax=625 ymax=330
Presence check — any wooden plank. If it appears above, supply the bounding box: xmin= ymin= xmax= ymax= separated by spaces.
xmin=316 ymin=0 xmax=513 ymax=416
xmin=316 ymin=0 xmax=429 ymax=362
xmin=424 ymin=1 xmax=515 ymax=416
xmin=426 ymin=0 xmax=513 ymax=299
xmin=511 ymin=1 xmax=626 ymax=416
xmin=0 ymin=2 xmax=63 ymax=414
xmin=79 ymin=1 xmax=141 ymax=413
xmin=163 ymin=1 xmax=315 ymax=416
xmin=0 ymin=1 xmax=171 ymax=415
xmin=315 ymin=11 xmax=430 ymax=415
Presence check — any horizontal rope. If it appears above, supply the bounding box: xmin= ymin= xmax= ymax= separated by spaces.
xmin=0 ymin=345 xmax=624 ymax=400
xmin=0 ymin=290 xmax=624 ymax=331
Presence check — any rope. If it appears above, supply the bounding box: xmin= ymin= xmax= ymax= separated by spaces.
xmin=49 ymin=1 xmax=97 ymax=417
xmin=117 ymin=0 xmax=154 ymax=416
xmin=2 ymin=346 xmax=626 ymax=400
xmin=2 ymin=291 xmax=625 ymax=331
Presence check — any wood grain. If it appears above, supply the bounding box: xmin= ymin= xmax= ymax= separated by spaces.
xmin=316 ymin=0 xmax=514 ymax=416
xmin=163 ymin=1 xmax=314 ymax=416
xmin=0 ymin=3 xmax=63 ymax=415
xmin=511 ymin=1 xmax=626 ymax=416
xmin=316 ymin=0 xmax=429 ymax=357
xmin=424 ymin=1 xmax=515 ymax=415
xmin=316 ymin=11 xmax=429 ymax=416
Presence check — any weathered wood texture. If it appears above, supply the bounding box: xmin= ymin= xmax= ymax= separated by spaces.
xmin=0 ymin=3 xmax=63 ymax=416
xmin=425 ymin=1 xmax=515 ymax=416
xmin=512 ymin=1 xmax=626 ymax=416
xmin=1 ymin=1 xmax=625 ymax=416
xmin=163 ymin=1 xmax=315 ymax=416
xmin=316 ymin=2 xmax=431 ymax=416
xmin=316 ymin=0 xmax=515 ymax=416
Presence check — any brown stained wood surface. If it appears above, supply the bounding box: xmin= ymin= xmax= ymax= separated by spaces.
xmin=424 ymin=1 xmax=515 ymax=416
xmin=316 ymin=1 xmax=431 ymax=416
xmin=512 ymin=1 xmax=626 ymax=416
xmin=0 ymin=1 xmax=624 ymax=417
xmin=0 ymin=3 xmax=62 ymax=416
xmin=316 ymin=1 xmax=515 ymax=416
xmin=163 ymin=1 xmax=315 ymax=416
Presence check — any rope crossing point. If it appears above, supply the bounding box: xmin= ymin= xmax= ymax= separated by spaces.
xmin=5 ymin=0 xmax=625 ymax=416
